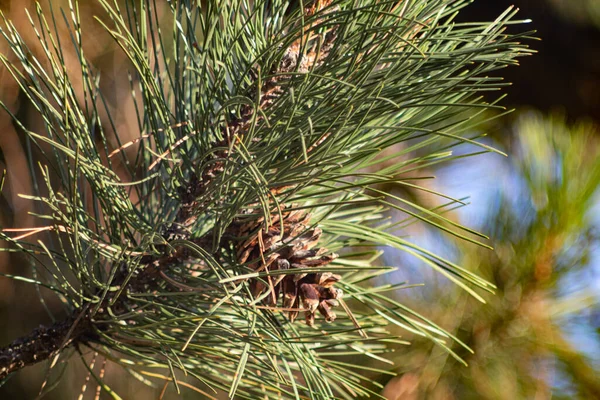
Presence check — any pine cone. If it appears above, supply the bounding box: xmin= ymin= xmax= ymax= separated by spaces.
xmin=231 ymin=208 xmax=341 ymax=326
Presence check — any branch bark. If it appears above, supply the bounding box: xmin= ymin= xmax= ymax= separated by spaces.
xmin=0 ymin=313 xmax=91 ymax=380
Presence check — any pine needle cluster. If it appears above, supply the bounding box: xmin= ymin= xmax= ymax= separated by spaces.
xmin=0 ymin=0 xmax=532 ymax=398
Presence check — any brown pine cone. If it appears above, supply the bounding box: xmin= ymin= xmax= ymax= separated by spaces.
xmin=230 ymin=208 xmax=341 ymax=325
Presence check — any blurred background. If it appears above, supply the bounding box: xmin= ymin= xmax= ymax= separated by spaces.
xmin=0 ymin=1 xmax=599 ymax=399
xmin=378 ymin=1 xmax=600 ymax=399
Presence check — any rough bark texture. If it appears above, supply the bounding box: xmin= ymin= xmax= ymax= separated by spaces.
xmin=0 ymin=315 xmax=90 ymax=379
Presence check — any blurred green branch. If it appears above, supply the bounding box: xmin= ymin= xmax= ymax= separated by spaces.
xmin=378 ymin=113 xmax=600 ymax=400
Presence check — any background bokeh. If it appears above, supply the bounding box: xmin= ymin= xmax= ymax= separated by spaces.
xmin=0 ymin=1 xmax=599 ymax=399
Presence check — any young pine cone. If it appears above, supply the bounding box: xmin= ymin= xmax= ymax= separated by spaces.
xmin=232 ymin=209 xmax=341 ymax=326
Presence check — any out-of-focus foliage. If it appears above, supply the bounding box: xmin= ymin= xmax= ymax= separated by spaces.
xmin=547 ymin=0 xmax=600 ymax=27
xmin=380 ymin=113 xmax=600 ymax=400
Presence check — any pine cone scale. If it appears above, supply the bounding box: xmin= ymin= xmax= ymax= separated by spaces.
xmin=231 ymin=207 xmax=341 ymax=325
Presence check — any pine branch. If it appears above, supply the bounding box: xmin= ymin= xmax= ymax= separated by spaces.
xmin=0 ymin=311 xmax=92 ymax=380
xmin=0 ymin=0 xmax=534 ymax=397
xmin=0 ymin=2 xmax=342 ymax=378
